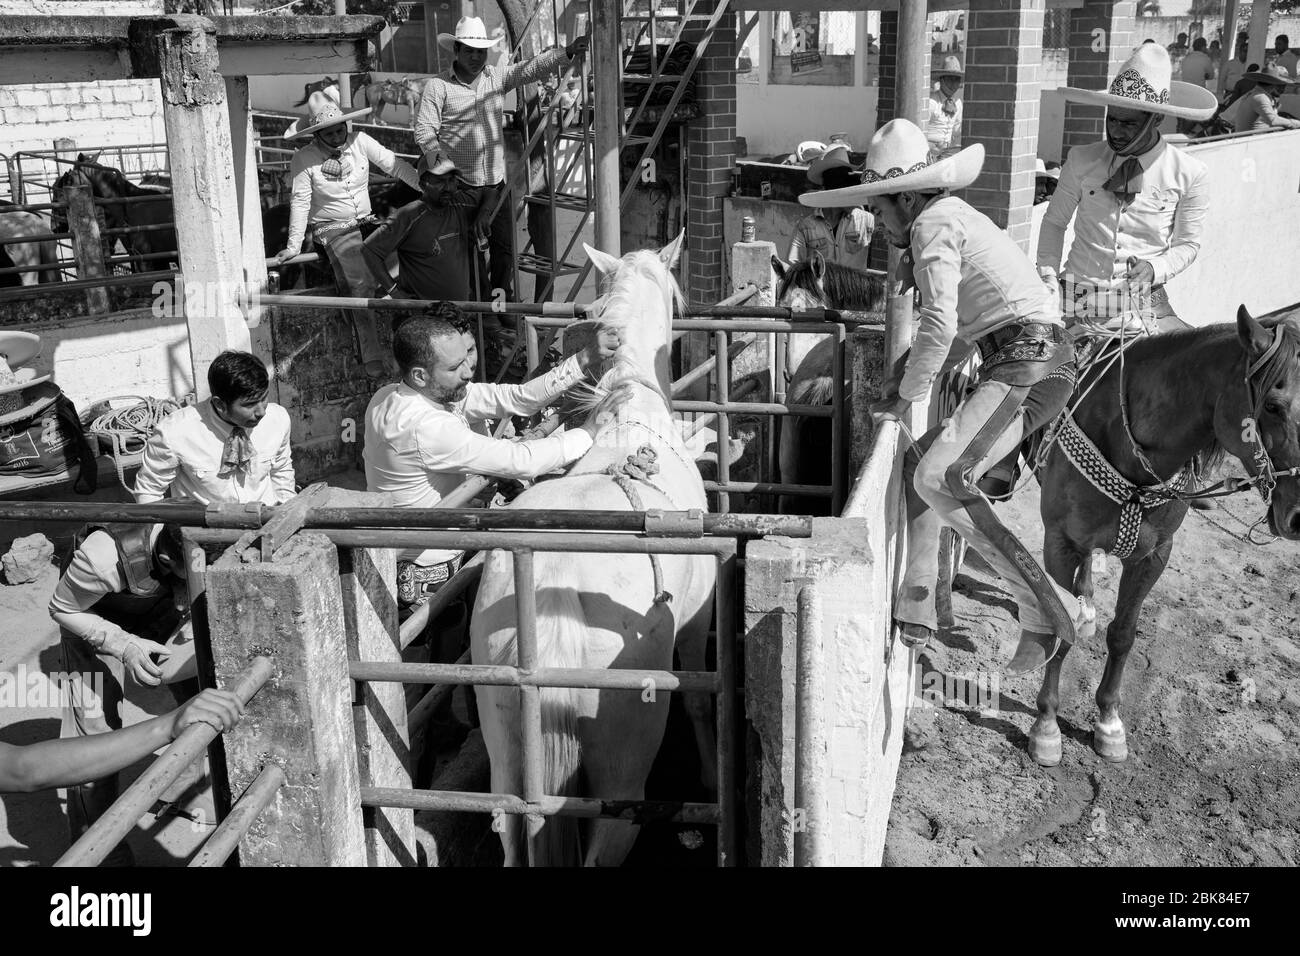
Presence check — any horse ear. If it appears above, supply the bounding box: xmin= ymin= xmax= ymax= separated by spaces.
xmin=771 ymin=255 xmax=788 ymax=281
xmin=583 ymin=243 xmax=622 ymax=281
xmin=1238 ymin=304 xmax=1273 ymax=357
xmin=659 ymin=230 xmax=685 ymax=269
xmin=810 ymin=251 xmax=827 ymax=282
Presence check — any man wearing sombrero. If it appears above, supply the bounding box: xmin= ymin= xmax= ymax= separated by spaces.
xmin=1230 ymin=62 xmax=1300 ymax=132
xmin=273 ymin=90 xmax=421 ymax=378
xmin=924 ymin=55 xmax=965 ymax=160
xmin=1038 ymin=44 xmax=1216 ymax=335
xmin=787 ymin=143 xmax=875 ymax=272
xmin=414 ymin=16 xmax=589 ymax=306
xmin=801 ymin=119 xmax=1091 ymax=674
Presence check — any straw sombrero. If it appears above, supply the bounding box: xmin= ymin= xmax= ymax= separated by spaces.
xmin=798 ymin=119 xmax=983 ymax=207
xmin=806 ymin=143 xmax=853 ymax=187
xmin=286 ymin=92 xmax=372 ymax=140
xmin=0 ymin=331 xmax=51 ymax=403
xmin=438 ymin=16 xmax=501 ymax=51
xmin=1059 ymin=43 xmax=1217 ymax=121
xmin=1242 ymin=63 xmax=1295 ymax=86
xmin=933 ymin=55 xmax=963 ymax=77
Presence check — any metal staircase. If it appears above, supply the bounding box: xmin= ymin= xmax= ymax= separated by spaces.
xmin=492 ymin=0 xmax=733 ymax=305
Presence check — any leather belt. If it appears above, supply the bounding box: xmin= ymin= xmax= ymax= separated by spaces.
xmin=979 ymin=321 xmax=1066 ymax=359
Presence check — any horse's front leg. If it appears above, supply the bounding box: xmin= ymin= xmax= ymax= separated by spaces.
xmin=1094 ymin=539 xmax=1171 ymax=762
xmin=1029 ymin=533 xmax=1083 ymax=766
xmin=676 ymin=601 xmax=717 ymax=794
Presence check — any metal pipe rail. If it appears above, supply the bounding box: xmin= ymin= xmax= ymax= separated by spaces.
xmin=361 ymin=786 xmax=721 ymax=824
xmin=351 ymin=659 xmax=718 ymax=694
xmin=0 ymin=501 xmax=812 ymax=539
xmin=54 ymin=657 xmax=275 ymax=868
xmin=188 ymin=764 xmax=286 ymax=868
xmin=0 ymin=269 xmax=174 ymax=298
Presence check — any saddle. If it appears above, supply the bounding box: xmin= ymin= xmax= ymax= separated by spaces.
xmin=976 ymin=322 xmax=1073 ymax=387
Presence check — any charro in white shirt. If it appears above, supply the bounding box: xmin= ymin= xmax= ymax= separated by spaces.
xmin=133 ymin=400 xmax=296 ymax=506
xmin=1036 ymin=139 xmax=1209 ymax=297
xmin=924 ymin=90 xmax=963 ymax=156
xmin=364 ymin=354 xmax=592 ymax=565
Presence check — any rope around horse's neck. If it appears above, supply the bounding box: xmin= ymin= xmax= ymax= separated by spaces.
xmin=604 ymin=444 xmax=673 ymax=605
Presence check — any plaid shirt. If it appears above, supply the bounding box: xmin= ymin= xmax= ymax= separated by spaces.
xmin=414 ymin=48 xmax=573 ymax=187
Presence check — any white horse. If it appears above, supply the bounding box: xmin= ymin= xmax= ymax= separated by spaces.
xmin=471 ymin=234 xmax=717 ymax=867
xmin=0 ymin=209 xmax=62 ymax=287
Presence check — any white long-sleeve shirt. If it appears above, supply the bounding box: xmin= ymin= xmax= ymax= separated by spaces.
xmin=923 ymin=90 xmax=963 ymax=155
xmin=133 ymin=401 xmax=296 ymax=506
xmin=285 ymin=131 xmax=421 ymax=255
xmin=900 ymin=196 xmax=1060 ymax=404
xmin=363 ymin=354 xmax=591 ymax=564
xmin=1036 ymin=139 xmax=1209 ymax=295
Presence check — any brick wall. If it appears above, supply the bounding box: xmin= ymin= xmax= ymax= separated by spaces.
xmin=683 ymin=1 xmax=737 ymax=306
xmin=1063 ymin=1 xmax=1137 ymax=157
xmin=963 ymin=0 xmax=1045 ymax=252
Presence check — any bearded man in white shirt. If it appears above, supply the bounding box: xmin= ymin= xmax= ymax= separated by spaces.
xmin=1039 ymin=44 xmax=1218 ymax=335
xmin=801 ymin=119 xmax=1092 ymax=677
xmin=134 ymin=351 xmax=296 ymax=508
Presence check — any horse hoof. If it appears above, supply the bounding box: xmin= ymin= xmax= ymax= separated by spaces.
xmin=1028 ymin=727 xmax=1062 ymax=767
xmin=1092 ymin=722 xmax=1128 ymax=762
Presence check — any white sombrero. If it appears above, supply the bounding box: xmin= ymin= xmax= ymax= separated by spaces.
xmin=806 ymin=143 xmax=853 ymax=187
xmin=799 ymin=119 xmax=983 ymax=207
xmin=438 ymin=16 xmax=501 ymax=51
xmin=1059 ymin=43 xmax=1217 ymax=121
xmin=286 ymin=92 xmax=372 ymax=140
xmin=0 ymin=331 xmax=51 ymax=399
xmin=932 ymin=55 xmax=964 ymax=78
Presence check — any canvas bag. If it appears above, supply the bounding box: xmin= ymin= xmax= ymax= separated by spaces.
xmin=0 ymin=380 xmax=98 ymax=493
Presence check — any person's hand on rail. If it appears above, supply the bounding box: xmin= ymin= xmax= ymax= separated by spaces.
xmin=870 ymin=395 xmax=912 ymax=425
xmin=168 ymin=689 xmax=245 ymax=740
xmin=272 ymin=248 xmax=298 ymax=265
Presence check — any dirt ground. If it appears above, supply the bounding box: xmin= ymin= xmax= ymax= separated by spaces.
xmin=885 ymin=479 xmax=1300 ymax=867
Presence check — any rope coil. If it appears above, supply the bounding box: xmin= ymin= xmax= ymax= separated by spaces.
xmin=606 ymin=444 xmax=673 ymax=605
xmin=88 ymin=396 xmax=181 ymax=490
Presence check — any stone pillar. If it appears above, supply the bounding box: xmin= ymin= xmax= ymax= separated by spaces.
xmin=963 ymin=0 xmax=1046 ymax=252
xmin=206 ymin=532 xmax=367 ymax=867
xmin=1062 ymin=1 xmax=1137 ymax=158
xmin=1246 ymin=0 xmax=1270 ymax=72
xmin=225 ymin=75 xmax=272 ymax=339
xmin=128 ymin=15 xmax=250 ymax=400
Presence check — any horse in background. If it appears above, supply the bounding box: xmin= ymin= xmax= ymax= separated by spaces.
xmin=472 ymin=233 xmax=718 ymax=867
xmin=50 ymin=153 xmax=177 ymax=273
xmin=0 ymin=205 xmax=62 ymax=287
xmin=293 ymin=76 xmax=340 ymax=107
xmin=359 ymin=77 xmax=423 ymax=126
xmin=773 ymin=253 xmax=888 ymax=514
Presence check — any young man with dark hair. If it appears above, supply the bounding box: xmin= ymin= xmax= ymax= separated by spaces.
xmin=133 ymin=350 xmax=296 ymax=507
xmin=48 ymin=522 xmax=205 ymax=864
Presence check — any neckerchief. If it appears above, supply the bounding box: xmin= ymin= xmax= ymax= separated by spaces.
xmin=218 ymin=425 xmax=254 ymax=480
xmin=321 ymin=148 xmax=350 ymax=182
xmin=1103 ymin=113 xmax=1162 ymax=202
xmin=942 ymin=96 xmax=957 ymax=116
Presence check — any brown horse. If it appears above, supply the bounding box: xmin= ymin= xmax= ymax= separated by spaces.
xmin=1030 ymin=307 xmax=1300 ymax=767
xmin=50 ymin=154 xmax=177 ymax=273
xmin=359 ymin=76 xmax=422 ymax=126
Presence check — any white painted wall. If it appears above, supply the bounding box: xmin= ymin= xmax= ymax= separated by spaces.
xmin=738 ymin=83 xmax=879 ymax=158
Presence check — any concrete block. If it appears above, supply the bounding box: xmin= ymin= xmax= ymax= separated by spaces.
xmin=131 ymin=101 xmax=158 ymax=117
xmin=13 ymin=88 xmax=49 ymax=107
xmin=206 ymin=531 xmax=367 ymax=866
xmin=4 ymin=106 xmax=38 ymax=125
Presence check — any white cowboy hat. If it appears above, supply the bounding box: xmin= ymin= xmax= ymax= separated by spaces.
xmin=287 ymin=93 xmax=372 ymax=140
xmin=1035 ymin=157 xmax=1060 ymax=180
xmin=438 ymin=16 xmax=501 ymax=51
xmin=417 ymin=152 xmax=458 ymax=177
xmin=1059 ymin=43 xmax=1217 ymax=121
xmin=806 ymin=143 xmax=853 ymax=187
xmin=789 ymin=140 xmax=826 ymax=165
xmin=799 ymin=119 xmax=984 ymax=207
xmin=0 ymin=331 xmax=50 ymax=400
xmin=932 ymin=55 xmax=964 ymax=77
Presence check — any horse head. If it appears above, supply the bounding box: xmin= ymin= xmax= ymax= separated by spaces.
xmin=1221 ymin=306 xmax=1300 ymax=539
xmin=49 ymin=154 xmax=99 ymax=233
xmin=580 ymin=233 xmax=685 ymax=423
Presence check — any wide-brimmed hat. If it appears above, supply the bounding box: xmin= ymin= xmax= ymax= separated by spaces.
xmin=0 ymin=331 xmax=50 ymax=398
xmin=438 ymin=16 xmax=501 ymax=51
xmin=287 ymin=92 xmax=372 ymax=140
xmin=1035 ymin=158 xmax=1060 ymax=180
xmin=799 ymin=119 xmax=984 ymax=207
xmin=933 ymin=55 xmax=963 ymax=77
xmin=807 ymin=143 xmax=853 ymax=186
xmin=788 ymin=139 xmax=826 ymax=165
xmin=417 ymin=153 xmax=458 ymax=177
xmin=1059 ymin=43 xmax=1217 ymax=121
xmin=1243 ymin=63 xmax=1295 ymax=86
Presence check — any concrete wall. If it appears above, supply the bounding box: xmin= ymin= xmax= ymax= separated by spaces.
xmin=737 ymin=84 xmax=880 ymax=159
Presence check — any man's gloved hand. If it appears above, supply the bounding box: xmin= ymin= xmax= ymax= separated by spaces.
xmin=565 ymin=36 xmax=590 ymax=59
xmin=88 ymin=624 xmax=170 ymax=687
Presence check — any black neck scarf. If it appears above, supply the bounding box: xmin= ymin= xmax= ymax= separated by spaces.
xmin=1103 ymin=112 xmax=1164 ymax=203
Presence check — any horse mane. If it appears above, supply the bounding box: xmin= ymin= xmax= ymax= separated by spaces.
xmin=778 ymin=257 xmax=888 ymax=312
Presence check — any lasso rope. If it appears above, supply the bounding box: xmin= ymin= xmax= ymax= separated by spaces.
xmin=605 ymin=444 xmax=672 ymax=605
xmin=89 ymin=396 xmax=181 ymax=490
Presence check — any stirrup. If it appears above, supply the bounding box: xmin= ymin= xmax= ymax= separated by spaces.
xmin=896 ymin=620 xmax=935 ymax=649
xmin=1006 ymin=629 xmax=1067 ymax=676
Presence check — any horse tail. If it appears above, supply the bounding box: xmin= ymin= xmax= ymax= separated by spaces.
xmin=789 ymin=371 xmax=835 ymax=408
xmin=531 ymin=582 xmax=587 ymax=867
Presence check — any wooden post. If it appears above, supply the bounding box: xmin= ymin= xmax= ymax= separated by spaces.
xmin=206 ymin=531 xmax=367 ymax=867
xmin=1218 ymin=0 xmax=1241 ymax=98
xmin=1247 ymin=0 xmax=1269 ymax=74
xmin=885 ymin=0 xmax=927 ymax=370
xmin=424 ymin=0 xmax=442 ymax=76
xmin=592 ymin=0 xmax=622 ymax=255
xmin=128 ymin=15 xmax=250 ymax=401
xmin=65 ymin=184 xmax=110 ymax=315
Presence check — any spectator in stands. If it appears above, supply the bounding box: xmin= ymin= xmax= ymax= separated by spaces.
xmin=1181 ymin=37 xmax=1216 ymax=88
xmin=1168 ymin=32 xmax=1190 ymax=56
xmin=48 ymin=522 xmax=206 ymax=865
xmin=1277 ymin=34 xmax=1300 ymax=78
xmin=133 ymin=351 xmax=296 ymax=508
xmin=362 ymin=153 xmax=476 ymax=308
xmin=414 ymin=16 xmax=589 ymax=308
xmin=788 ymin=144 xmax=875 ymax=272
xmin=1209 ymin=38 xmax=1222 ymax=64
xmin=0 ymin=689 xmax=243 ymax=795
xmin=1040 ymin=44 xmax=1215 ymax=335
xmin=272 ymin=92 xmax=421 ymax=378
xmin=925 ymin=56 xmax=965 ymax=160
xmin=1232 ymin=64 xmax=1300 ymax=132
xmin=1223 ymin=33 xmax=1250 ymax=95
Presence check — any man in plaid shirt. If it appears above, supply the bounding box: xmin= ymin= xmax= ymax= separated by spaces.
xmin=414 ymin=16 xmax=588 ymax=304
